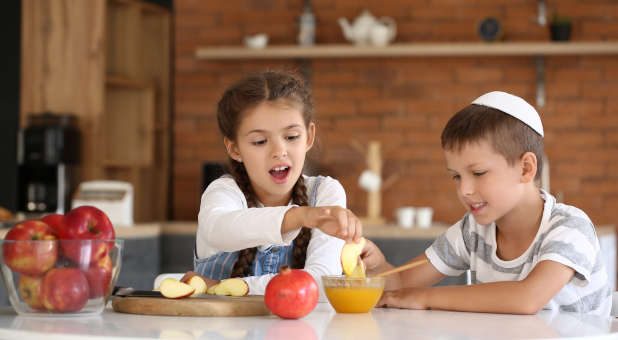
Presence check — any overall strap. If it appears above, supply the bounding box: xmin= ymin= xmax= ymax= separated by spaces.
xmin=308 ymin=175 xmax=323 ymax=207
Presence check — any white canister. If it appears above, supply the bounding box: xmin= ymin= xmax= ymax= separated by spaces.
xmin=396 ymin=207 xmax=416 ymax=229
xmin=415 ymin=207 xmax=434 ymax=229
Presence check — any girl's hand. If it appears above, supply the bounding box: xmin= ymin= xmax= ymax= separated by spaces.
xmin=377 ymin=288 xmax=428 ymax=310
xmin=360 ymin=239 xmax=387 ymax=275
xmin=180 ymin=271 xmax=220 ymax=288
xmin=306 ymin=206 xmax=363 ymax=242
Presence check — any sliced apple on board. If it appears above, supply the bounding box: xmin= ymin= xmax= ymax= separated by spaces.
xmin=206 ymin=283 xmax=218 ymax=295
xmin=341 ymin=237 xmax=367 ymax=278
xmin=184 ymin=275 xmax=208 ymax=297
xmin=160 ymin=278 xmax=195 ymax=299
xmin=214 ymin=278 xmax=248 ymax=296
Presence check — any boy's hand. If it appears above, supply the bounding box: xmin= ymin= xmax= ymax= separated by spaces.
xmin=377 ymin=288 xmax=428 ymax=310
xmin=305 ymin=206 xmax=363 ymax=242
xmin=359 ymin=238 xmax=387 ymax=275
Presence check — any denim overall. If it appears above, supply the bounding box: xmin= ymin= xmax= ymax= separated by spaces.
xmin=193 ymin=176 xmax=323 ymax=280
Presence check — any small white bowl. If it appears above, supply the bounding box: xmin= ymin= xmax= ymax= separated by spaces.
xmin=244 ymin=34 xmax=269 ymax=49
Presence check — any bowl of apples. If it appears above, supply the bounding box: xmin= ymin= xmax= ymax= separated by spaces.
xmin=0 ymin=206 xmax=122 ymax=316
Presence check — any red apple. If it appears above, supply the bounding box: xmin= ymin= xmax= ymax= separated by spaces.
xmin=2 ymin=220 xmax=58 ymax=276
xmin=40 ymin=213 xmax=65 ymax=236
xmin=264 ymin=265 xmax=318 ymax=319
xmin=18 ymin=275 xmax=46 ymax=310
xmin=85 ymin=254 xmax=112 ymax=298
xmin=42 ymin=268 xmax=89 ymax=313
xmin=59 ymin=206 xmax=115 ymax=264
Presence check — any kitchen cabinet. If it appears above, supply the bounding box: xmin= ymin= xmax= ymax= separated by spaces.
xmin=20 ymin=0 xmax=171 ymax=222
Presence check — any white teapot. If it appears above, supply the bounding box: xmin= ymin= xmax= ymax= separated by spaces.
xmin=338 ymin=10 xmax=397 ymax=46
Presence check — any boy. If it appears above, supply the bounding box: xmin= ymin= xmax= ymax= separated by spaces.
xmin=361 ymin=91 xmax=611 ymax=315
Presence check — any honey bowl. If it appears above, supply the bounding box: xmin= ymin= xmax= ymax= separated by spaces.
xmin=322 ymin=275 xmax=385 ymax=313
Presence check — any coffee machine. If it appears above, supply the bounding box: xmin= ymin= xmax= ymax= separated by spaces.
xmin=18 ymin=113 xmax=80 ymax=215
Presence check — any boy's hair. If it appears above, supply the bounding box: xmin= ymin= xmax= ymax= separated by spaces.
xmin=441 ymin=104 xmax=544 ymax=180
xmin=216 ymin=70 xmax=314 ymax=277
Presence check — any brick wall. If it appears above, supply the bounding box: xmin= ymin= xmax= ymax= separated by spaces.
xmin=174 ymin=0 xmax=618 ymax=228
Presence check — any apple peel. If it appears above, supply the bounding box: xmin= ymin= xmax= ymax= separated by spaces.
xmin=341 ymin=237 xmax=367 ymax=278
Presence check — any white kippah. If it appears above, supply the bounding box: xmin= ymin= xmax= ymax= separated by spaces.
xmin=471 ymin=91 xmax=544 ymax=137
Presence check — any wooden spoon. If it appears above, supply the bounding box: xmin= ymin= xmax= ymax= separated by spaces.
xmin=372 ymin=259 xmax=429 ymax=278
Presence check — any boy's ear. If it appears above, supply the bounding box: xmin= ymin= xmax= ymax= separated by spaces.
xmin=223 ymin=137 xmax=241 ymax=162
xmin=305 ymin=122 xmax=316 ymax=151
xmin=520 ymin=152 xmax=538 ymax=183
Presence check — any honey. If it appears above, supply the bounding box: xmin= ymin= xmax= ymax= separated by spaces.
xmin=324 ymin=286 xmax=383 ymax=313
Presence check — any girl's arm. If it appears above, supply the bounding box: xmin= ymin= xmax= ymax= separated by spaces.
xmin=197 ymin=178 xmax=299 ymax=256
xmin=282 ymin=205 xmax=363 ymax=242
xmin=379 ymin=260 xmax=574 ymax=314
xmin=281 ymin=176 xmax=363 ymax=242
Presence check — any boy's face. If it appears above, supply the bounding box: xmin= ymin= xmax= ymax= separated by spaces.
xmin=444 ymin=139 xmax=525 ymax=226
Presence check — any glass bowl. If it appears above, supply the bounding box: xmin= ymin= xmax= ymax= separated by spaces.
xmin=0 ymin=239 xmax=123 ymax=316
xmin=322 ymin=275 xmax=385 ymax=313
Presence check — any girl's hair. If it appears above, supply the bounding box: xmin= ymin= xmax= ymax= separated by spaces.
xmin=441 ymin=104 xmax=544 ymax=180
xmin=215 ymin=70 xmax=314 ymax=277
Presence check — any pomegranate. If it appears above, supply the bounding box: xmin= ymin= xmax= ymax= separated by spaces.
xmin=264 ymin=265 xmax=319 ymax=319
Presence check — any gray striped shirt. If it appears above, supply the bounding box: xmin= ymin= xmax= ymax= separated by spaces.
xmin=426 ymin=190 xmax=611 ymax=316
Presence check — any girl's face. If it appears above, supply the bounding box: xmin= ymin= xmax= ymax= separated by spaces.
xmin=224 ymin=100 xmax=315 ymax=207
xmin=444 ymin=139 xmax=525 ymax=227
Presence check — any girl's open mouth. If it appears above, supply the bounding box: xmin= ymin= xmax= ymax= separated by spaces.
xmin=269 ymin=166 xmax=290 ymax=183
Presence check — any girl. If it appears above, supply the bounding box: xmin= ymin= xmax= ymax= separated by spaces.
xmin=183 ymin=70 xmax=363 ymax=297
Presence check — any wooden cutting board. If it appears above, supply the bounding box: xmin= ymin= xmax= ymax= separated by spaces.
xmin=112 ymin=295 xmax=271 ymax=317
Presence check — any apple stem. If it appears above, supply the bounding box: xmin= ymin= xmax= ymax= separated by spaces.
xmin=88 ymin=221 xmax=98 ymax=234
xmin=279 ymin=265 xmax=291 ymax=274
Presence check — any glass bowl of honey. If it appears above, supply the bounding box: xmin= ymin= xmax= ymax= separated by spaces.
xmin=322 ymin=275 xmax=385 ymax=313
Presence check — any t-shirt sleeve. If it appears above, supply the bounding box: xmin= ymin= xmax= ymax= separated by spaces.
xmin=537 ymin=216 xmax=600 ymax=285
xmin=425 ymin=218 xmax=471 ymax=276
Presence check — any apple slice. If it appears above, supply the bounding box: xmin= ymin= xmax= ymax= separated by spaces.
xmin=160 ymin=278 xmax=195 ymax=299
xmin=214 ymin=278 xmax=248 ymax=296
xmin=206 ymin=283 xmax=218 ymax=295
xmin=349 ymin=259 xmax=366 ymax=279
xmin=341 ymin=237 xmax=367 ymax=278
xmin=185 ymin=275 xmax=207 ymax=297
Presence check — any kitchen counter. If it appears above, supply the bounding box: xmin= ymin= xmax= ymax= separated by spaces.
xmin=0 ymin=302 xmax=616 ymax=340
xmin=0 ymin=221 xmax=614 ymax=240
xmin=133 ymin=221 xmax=617 ymax=238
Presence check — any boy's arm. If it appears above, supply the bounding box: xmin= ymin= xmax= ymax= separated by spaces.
xmin=379 ymin=260 xmax=574 ymax=314
xmin=364 ymin=249 xmax=446 ymax=290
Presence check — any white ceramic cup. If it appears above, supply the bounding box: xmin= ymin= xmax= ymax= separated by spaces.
xmin=396 ymin=207 xmax=416 ymax=229
xmin=358 ymin=170 xmax=381 ymax=192
xmin=244 ymin=33 xmax=268 ymax=49
xmin=415 ymin=207 xmax=434 ymax=229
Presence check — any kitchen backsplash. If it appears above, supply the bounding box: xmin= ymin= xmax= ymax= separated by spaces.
xmin=173 ymin=1 xmax=618 ymax=227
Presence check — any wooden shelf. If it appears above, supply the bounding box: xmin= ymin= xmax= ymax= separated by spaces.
xmin=195 ymin=41 xmax=618 ymax=59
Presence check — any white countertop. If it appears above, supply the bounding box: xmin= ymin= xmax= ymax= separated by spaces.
xmin=0 ymin=302 xmax=617 ymax=340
